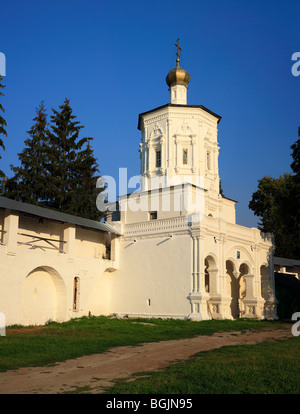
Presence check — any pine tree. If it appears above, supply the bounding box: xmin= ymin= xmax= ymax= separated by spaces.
xmin=0 ymin=75 xmax=7 ymax=189
xmin=6 ymin=102 xmax=49 ymax=203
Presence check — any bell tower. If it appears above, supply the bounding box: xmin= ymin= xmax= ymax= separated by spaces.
xmin=138 ymin=40 xmax=221 ymax=200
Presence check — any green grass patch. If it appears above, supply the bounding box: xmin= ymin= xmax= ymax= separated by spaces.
xmin=104 ymin=337 xmax=300 ymax=394
xmin=0 ymin=316 xmax=287 ymax=372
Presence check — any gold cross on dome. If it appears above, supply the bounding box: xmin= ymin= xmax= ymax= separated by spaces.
xmin=175 ymin=38 xmax=182 ymax=62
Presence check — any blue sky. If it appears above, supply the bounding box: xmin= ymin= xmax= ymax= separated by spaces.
xmin=0 ymin=0 xmax=299 ymax=227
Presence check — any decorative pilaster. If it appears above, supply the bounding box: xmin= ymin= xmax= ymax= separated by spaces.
xmin=188 ymin=233 xmax=210 ymax=320
xmin=3 ymin=209 xmax=19 ymax=256
xmin=241 ymin=273 xmax=265 ymax=319
xmin=63 ymin=224 xmax=76 ymax=261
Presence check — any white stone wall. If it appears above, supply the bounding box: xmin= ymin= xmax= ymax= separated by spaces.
xmin=108 ymin=232 xmax=192 ymax=318
xmin=106 ymin=209 xmax=277 ymax=320
xmin=0 ymin=208 xmax=119 ymax=326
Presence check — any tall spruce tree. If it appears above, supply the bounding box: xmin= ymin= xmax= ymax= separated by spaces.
xmin=6 ymin=102 xmax=49 ymax=203
xmin=7 ymin=99 xmax=103 ymax=220
xmin=70 ymin=140 xmax=103 ymax=219
xmin=0 ymin=75 xmax=7 ymax=190
xmin=46 ymin=98 xmax=103 ymax=219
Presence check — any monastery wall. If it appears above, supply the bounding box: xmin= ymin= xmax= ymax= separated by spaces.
xmin=0 ymin=207 xmax=118 ymax=326
xmin=109 ymin=232 xmax=192 ymax=319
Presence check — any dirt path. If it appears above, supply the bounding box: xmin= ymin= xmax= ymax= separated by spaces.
xmin=0 ymin=326 xmax=292 ymax=394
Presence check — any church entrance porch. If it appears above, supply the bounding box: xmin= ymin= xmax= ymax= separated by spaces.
xmin=225 ymin=260 xmax=265 ymax=320
xmin=226 ymin=260 xmax=246 ymax=318
xmin=189 ymin=251 xmax=269 ymax=321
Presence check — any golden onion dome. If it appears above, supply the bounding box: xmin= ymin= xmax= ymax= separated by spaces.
xmin=166 ymin=58 xmax=191 ymax=88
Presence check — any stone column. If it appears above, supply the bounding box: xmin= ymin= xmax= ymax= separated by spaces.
xmin=244 ymin=273 xmax=255 ymax=299
xmin=192 ymin=235 xmax=198 ymax=293
xmin=174 ymin=135 xmax=178 ymax=172
xmin=208 ymin=268 xmax=218 ymax=296
xmin=191 ymin=135 xmax=196 ymax=173
xmin=188 ymin=233 xmax=210 ymax=320
xmin=242 ymin=273 xmax=264 ymax=319
xmin=144 ymin=126 xmax=148 ymax=175
xmin=160 ymin=136 xmax=165 ymax=172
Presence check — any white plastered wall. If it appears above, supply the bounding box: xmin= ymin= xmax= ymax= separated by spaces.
xmin=0 ymin=208 xmax=119 ymax=326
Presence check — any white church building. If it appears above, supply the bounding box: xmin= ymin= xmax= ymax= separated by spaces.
xmin=0 ymin=44 xmax=278 ymax=327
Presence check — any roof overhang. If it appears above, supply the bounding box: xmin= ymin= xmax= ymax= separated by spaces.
xmin=0 ymin=196 xmax=121 ymax=235
xmin=138 ymin=103 xmax=222 ymax=130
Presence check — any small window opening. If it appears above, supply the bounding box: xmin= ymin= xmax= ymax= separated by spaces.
xmin=105 ymin=242 xmax=111 ymax=260
xmin=73 ymin=277 xmax=80 ymax=312
xmin=149 ymin=211 xmax=157 ymax=220
xmin=183 ymin=148 xmax=188 ymax=165
xmin=156 ymin=150 xmax=161 ymax=168
xmin=207 ymin=151 xmax=211 ymax=170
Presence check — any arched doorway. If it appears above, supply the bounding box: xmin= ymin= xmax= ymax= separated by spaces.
xmin=20 ymin=266 xmax=66 ymax=326
xmin=205 ymin=255 xmax=218 ymax=295
xmin=226 ymin=260 xmax=240 ymax=318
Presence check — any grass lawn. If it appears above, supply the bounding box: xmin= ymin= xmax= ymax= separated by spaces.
xmin=0 ymin=316 xmax=288 ymax=373
xmin=103 ymin=337 xmax=300 ymax=394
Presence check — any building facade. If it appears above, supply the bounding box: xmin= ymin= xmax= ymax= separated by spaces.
xmin=106 ymin=52 xmax=278 ymax=321
xmin=0 ymin=48 xmax=279 ymax=327
xmin=0 ymin=196 xmax=120 ymax=326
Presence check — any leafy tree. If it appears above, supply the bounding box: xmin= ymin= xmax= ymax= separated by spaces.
xmin=5 ymin=102 xmax=49 ymax=203
xmin=249 ymin=127 xmax=300 ymax=259
xmin=291 ymin=127 xmax=300 ymax=176
xmin=0 ymin=75 xmax=7 ymax=189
